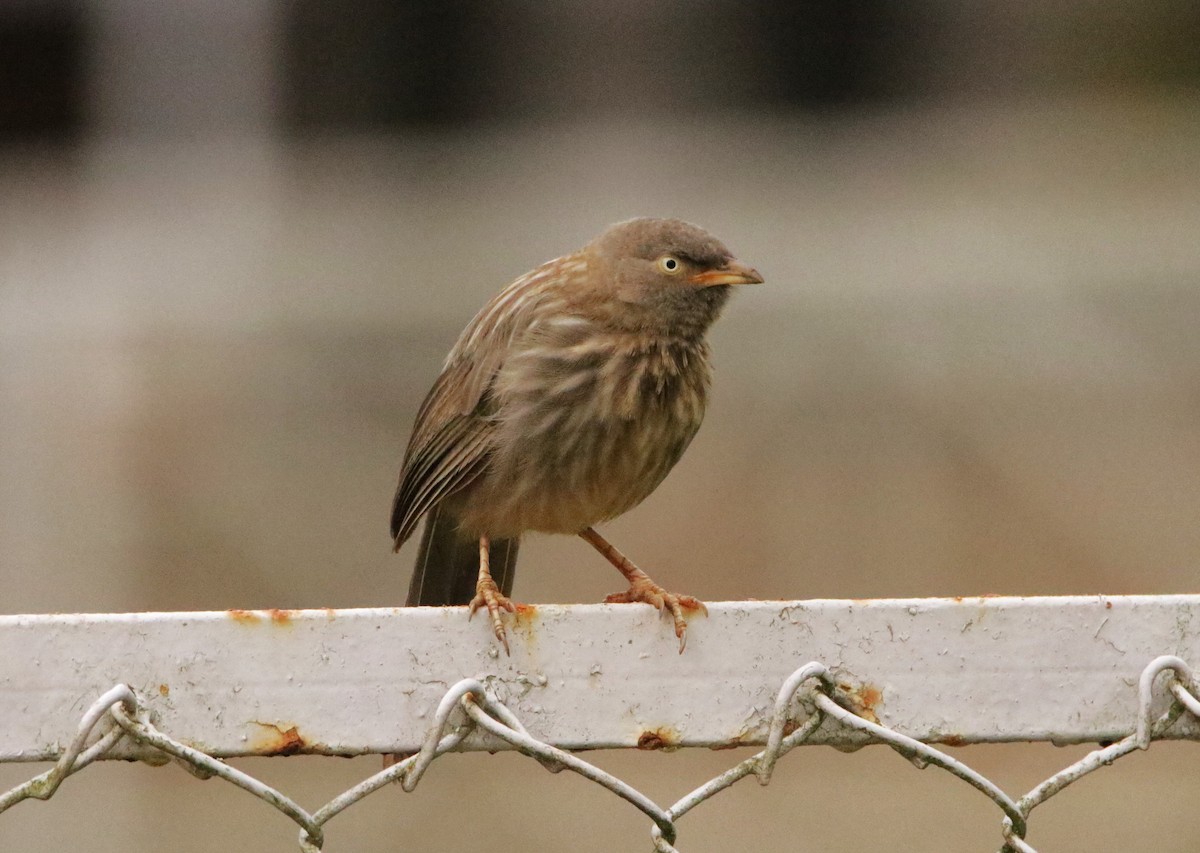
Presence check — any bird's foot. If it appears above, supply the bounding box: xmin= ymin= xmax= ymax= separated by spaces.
xmin=468 ymin=575 xmax=517 ymax=654
xmin=605 ymin=576 xmax=708 ymax=653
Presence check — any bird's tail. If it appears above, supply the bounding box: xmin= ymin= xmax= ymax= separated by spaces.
xmin=405 ymin=505 xmax=519 ymax=606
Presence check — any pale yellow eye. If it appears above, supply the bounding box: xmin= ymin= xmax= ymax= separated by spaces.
xmin=658 ymin=255 xmax=682 ymax=274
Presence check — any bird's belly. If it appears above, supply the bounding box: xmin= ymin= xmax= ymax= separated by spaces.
xmin=459 ymin=407 xmax=699 ymax=536
xmin=454 ymin=342 xmax=709 ymax=537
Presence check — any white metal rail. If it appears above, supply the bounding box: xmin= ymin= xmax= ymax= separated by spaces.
xmin=3 ymin=596 xmax=1200 ymax=851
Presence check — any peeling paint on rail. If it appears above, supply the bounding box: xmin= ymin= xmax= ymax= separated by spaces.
xmin=3 ymin=596 xmax=1200 ymax=761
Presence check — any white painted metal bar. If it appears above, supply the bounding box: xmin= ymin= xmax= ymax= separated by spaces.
xmin=3 ymin=595 xmax=1200 ymax=763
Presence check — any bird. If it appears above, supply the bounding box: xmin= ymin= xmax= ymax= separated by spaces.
xmin=390 ymin=217 xmax=762 ymax=652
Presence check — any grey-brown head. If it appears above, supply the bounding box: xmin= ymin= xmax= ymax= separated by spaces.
xmin=583 ymin=217 xmax=763 ymax=333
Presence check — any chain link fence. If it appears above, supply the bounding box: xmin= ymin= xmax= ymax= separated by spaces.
xmin=3 ymin=650 xmax=1200 ymax=851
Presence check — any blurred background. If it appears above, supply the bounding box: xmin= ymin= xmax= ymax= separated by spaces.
xmin=2 ymin=0 xmax=1200 ymax=850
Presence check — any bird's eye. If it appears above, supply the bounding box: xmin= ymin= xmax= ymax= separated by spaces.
xmin=658 ymin=256 xmax=682 ymax=274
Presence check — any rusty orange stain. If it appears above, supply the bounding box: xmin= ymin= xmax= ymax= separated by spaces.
xmin=251 ymin=722 xmax=308 ymax=756
xmin=266 ymin=608 xmax=295 ymax=625
xmin=512 ymin=604 xmax=538 ymax=630
xmin=507 ymin=604 xmax=539 ymax=652
xmin=637 ymin=727 xmax=679 ymax=751
xmin=838 ymin=681 xmax=883 ymax=724
xmin=227 ymin=608 xmax=298 ymax=625
xmin=940 ymin=734 xmax=967 ymax=747
xmin=1105 ymin=600 xmax=1113 ymax=609
xmin=158 ymin=684 xmax=170 ymax=697
xmin=856 ymin=684 xmax=883 ymax=714
xmin=511 ymin=603 xmax=539 ymax=628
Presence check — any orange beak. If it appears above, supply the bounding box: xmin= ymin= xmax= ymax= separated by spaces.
xmin=687 ymin=259 xmax=764 ymax=286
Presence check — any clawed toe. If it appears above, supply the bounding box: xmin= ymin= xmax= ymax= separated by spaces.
xmin=605 ymin=576 xmax=707 ymax=653
xmin=468 ymin=578 xmax=517 ymax=654
xmin=579 ymin=527 xmax=706 ymax=653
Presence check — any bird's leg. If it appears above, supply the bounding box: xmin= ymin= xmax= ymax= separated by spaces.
xmin=579 ymin=526 xmax=707 ymax=653
xmin=467 ymin=535 xmax=516 ymax=654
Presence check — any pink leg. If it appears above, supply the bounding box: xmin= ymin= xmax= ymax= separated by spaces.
xmin=467 ymin=535 xmax=516 ymax=654
xmin=579 ymin=526 xmax=707 ymax=653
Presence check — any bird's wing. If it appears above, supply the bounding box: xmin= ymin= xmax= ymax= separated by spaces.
xmin=390 ymin=262 xmax=560 ymax=547
xmin=390 ymin=362 xmax=495 ymax=547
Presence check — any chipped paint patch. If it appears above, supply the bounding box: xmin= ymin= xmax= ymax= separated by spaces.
xmin=838 ymin=680 xmax=883 ymax=725
xmin=637 ymin=727 xmax=680 ymax=751
xmin=251 ymin=722 xmax=307 ymax=756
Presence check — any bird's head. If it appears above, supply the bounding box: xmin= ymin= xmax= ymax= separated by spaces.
xmin=584 ymin=217 xmax=763 ymax=334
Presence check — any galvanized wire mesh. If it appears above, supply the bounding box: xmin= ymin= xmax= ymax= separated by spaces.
xmin=3 ymin=654 xmax=1197 ymax=852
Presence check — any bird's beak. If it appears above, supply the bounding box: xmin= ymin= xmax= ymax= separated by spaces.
xmin=687 ymin=259 xmax=764 ymax=287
